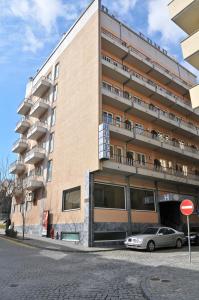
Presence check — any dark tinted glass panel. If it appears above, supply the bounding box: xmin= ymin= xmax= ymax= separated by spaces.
xmin=63 ymin=187 xmax=80 ymax=210
xmin=130 ymin=188 xmax=155 ymax=211
xmin=94 ymin=184 xmax=125 ymax=209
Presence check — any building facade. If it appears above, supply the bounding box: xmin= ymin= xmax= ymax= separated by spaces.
xmin=168 ymin=0 xmax=199 ymax=108
xmin=10 ymin=0 xmax=199 ymax=246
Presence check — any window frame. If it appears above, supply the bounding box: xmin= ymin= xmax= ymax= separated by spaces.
xmin=94 ymin=182 xmax=126 ymax=210
xmin=130 ymin=187 xmax=156 ymax=212
xmin=62 ymin=186 xmax=81 ymax=211
xmin=46 ymin=160 xmax=53 ymax=182
xmin=54 ymin=63 xmax=60 ymax=80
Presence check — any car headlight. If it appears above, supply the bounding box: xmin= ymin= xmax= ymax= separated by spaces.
xmin=136 ymin=238 xmax=143 ymax=244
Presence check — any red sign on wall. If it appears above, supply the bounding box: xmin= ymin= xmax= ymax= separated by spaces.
xmin=42 ymin=210 xmax=49 ymax=236
xmin=180 ymin=199 xmax=194 ymax=216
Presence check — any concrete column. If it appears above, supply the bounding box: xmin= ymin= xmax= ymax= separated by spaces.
xmin=154 ymin=181 xmax=161 ymax=225
xmin=126 ymin=176 xmax=132 ymax=235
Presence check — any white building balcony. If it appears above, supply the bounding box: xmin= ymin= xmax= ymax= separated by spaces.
xmin=101 ymin=28 xmax=192 ymax=94
xmin=101 ymin=85 xmax=199 ymax=138
xmin=101 ymin=56 xmax=193 ymax=115
xmin=23 ymin=175 xmax=44 ymax=191
xmin=9 ymin=160 xmax=26 ymax=175
xmin=168 ymin=0 xmax=199 ymax=35
xmin=30 ymin=98 xmax=50 ymax=119
xmin=103 ymin=156 xmax=199 ymax=187
xmin=17 ymin=98 xmax=32 ymax=115
xmin=181 ymin=31 xmax=199 ymax=69
xmin=27 ymin=121 xmax=48 ymax=140
xmin=15 ymin=117 xmax=31 ymax=134
xmin=32 ymin=76 xmax=52 ymax=97
xmin=12 ymin=138 xmax=28 ymax=154
xmin=24 ymin=147 xmax=45 ymax=164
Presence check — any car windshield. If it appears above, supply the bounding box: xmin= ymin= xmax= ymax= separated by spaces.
xmin=142 ymin=228 xmax=159 ymax=235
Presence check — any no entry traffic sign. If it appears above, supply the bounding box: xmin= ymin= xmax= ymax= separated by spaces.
xmin=180 ymin=199 xmax=194 ymax=216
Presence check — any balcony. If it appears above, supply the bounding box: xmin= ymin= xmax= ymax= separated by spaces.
xmin=23 ymin=175 xmax=44 ymax=191
xmin=17 ymin=98 xmax=32 ymax=115
xmin=9 ymin=160 xmax=26 ymax=175
xmin=190 ymin=84 xmax=199 ymax=109
xmin=106 ymin=119 xmax=199 ymax=161
xmin=24 ymin=147 xmax=45 ymax=164
xmin=103 ymin=155 xmax=199 ymax=187
xmin=30 ymin=98 xmax=50 ymax=118
xmin=27 ymin=121 xmax=48 ymax=140
xmin=32 ymin=76 xmax=52 ymax=97
xmin=101 ymin=28 xmax=192 ymax=94
xmin=168 ymin=0 xmax=199 ymax=35
xmin=101 ymin=84 xmax=199 ymax=138
xmin=181 ymin=31 xmax=199 ymax=69
xmin=15 ymin=117 xmax=31 ymax=134
xmin=101 ymin=55 xmax=193 ymax=115
xmin=12 ymin=139 xmax=28 ymax=153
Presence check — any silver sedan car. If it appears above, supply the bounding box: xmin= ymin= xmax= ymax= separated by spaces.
xmin=124 ymin=227 xmax=185 ymax=251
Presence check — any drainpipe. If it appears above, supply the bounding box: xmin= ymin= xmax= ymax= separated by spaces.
xmin=154 ymin=181 xmax=161 ymax=225
xmin=126 ymin=176 xmax=132 ymax=235
xmin=89 ymin=172 xmax=94 ymax=247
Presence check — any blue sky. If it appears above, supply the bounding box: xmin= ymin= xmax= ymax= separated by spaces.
xmin=0 ymin=0 xmax=198 ymax=164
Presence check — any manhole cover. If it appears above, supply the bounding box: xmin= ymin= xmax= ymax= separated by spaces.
xmin=161 ymin=279 xmax=170 ymax=283
xmin=9 ymin=284 xmax=18 ymax=287
xmin=150 ymin=277 xmax=160 ymax=281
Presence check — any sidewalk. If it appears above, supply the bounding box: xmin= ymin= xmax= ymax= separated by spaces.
xmin=0 ymin=231 xmax=123 ymax=253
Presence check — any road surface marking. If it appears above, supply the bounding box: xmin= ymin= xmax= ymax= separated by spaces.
xmin=0 ymin=236 xmax=35 ymax=249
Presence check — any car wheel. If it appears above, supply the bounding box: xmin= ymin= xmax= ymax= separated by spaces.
xmin=147 ymin=240 xmax=155 ymax=252
xmin=176 ymin=239 xmax=182 ymax=249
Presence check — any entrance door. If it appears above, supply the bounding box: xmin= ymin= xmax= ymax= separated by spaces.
xmin=159 ymin=201 xmax=182 ymax=230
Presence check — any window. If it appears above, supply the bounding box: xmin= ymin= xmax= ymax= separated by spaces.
xmin=103 ymin=111 xmax=113 ymax=124
xmin=52 ymin=84 xmax=58 ymax=102
xmin=116 ymin=147 xmax=123 ymax=163
xmin=130 ymin=188 xmax=155 ymax=211
xmin=110 ymin=145 xmax=114 ymax=159
xmin=160 ymin=159 xmax=167 ymax=170
xmin=127 ymin=151 xmax=134 ymax=166
xmin=54 ymin=63 xmax=59 ymax=79
xmin=94 ymin=183 xmax=125 ymax=209
xmin=51 ymin=107 xmax=56 ymax=126
xmin=136 ymin=153 xmax=146 ymax=166
xmin=62 ymin=186 xmax=80 ymax=210
xmin=115 ymin=116 xmax=121 ymax=127
xmin=47 ymin=160 xmax=53 ymax=181
xmin=61 ymin=232 xmax=80 ymax=241
xmin=49 ymin=132 xmax=54 ymax=153
xmin=183 ymin=165 xmax=188 ymax=176
xmin=102 ymin=81 xmax=112 ymax=92
xmin=135 ymin=123 xmax=144 ymax=134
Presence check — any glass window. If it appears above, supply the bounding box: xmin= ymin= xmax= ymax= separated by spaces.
xmin=115 ymin=116 xmax=121 ymax=127
xmin=62 ymin=187 xmax=80 ymax=210
xmin=110 ymin=145 xmax=114 ymax=159
xmin=47 ymin=160 xmax=53 ymax=182
xmin=54 ymin=63 xmax=59 ymax=79
xmin=136 ymin=153 xmax=146 ymax=166
xmin=49 ymin=132 xmax=54 ymax=153
xmin=103 ymin=111 xmax=113 ymax=124
xmin=52 ymin=84 xmax=58 ymax=102
xmin=142 ymin=227 xmax=158 ymax=234
xmin=51 ymin=107 xmax=56 ymax=126
xmin=130 ymin=188 xmax=155 ymax=211
xmin=94 ymin=183 xmax=125 ymax=209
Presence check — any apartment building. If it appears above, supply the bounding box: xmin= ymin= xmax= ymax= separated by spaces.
xmin=168 ymin=0 xmax=199 ymax=108
xmin=10 ymin=0 xmax=199 ymax=246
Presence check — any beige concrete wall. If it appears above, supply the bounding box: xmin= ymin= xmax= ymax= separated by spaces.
xmin=190 ymin=84 xmax=199 ymax=108
xmin=181 ymin=31 xmax=199 ymax=69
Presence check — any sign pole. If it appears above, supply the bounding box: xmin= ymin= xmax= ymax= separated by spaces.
xmin=187 ymin=215 xmax=191 ymax=264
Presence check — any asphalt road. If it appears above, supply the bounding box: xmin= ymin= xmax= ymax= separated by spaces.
xmin=0 ymin=236 xmax=199 ymax=300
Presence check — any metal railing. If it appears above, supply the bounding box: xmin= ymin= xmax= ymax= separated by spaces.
xmin=15 ymin=116 xmax=31 ymax=128
xmin=17 ymin=98 xmax=32 ymax=111
xmin=108 ymin=154 xmax=199 ymax=181
xmin=103 ymin=116 xmax=199 ymax=156
xmin=102 ymin=83 xmax=199 ymax=134
xmin=25 ymin=147 xmax=45 ymax=160
xmin=32 ymin=76 xmax=52 ymax=93
xmin=101 ymin=28 xmax=192 ymax=89
xmin=9 ymin=160 xmax=25 ymax=170
xmin=102 ymin=55 xmax=192 ymax=109
xmin=12 ymin=138 xmax=28 ymax=149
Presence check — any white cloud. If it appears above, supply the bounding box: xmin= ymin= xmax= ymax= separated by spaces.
xmin=147 ymin=0 xmax=186 ymax=45
xmin=0 ymin=0 xmax=90 ymax=55
xmin=23 ymin=27 xmax=44 ymax=54
xmin=103 ymin=0 xmax=138 ymax=16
